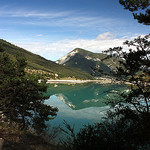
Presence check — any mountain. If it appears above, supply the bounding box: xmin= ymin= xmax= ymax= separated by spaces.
xmin=56 ymin=48 xmax=120 ymax=76
xmin=0 ymin=39 xmax=93 ymax=79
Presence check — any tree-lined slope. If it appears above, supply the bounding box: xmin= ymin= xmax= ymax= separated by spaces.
xmin=0 ymin=39 xmax=93 ymax=79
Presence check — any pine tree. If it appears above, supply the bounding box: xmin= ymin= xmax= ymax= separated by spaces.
xmin=119 ymin=0 xmax=150 ymax=25
xmin=0 ymin=46 xmax=58 ymax=132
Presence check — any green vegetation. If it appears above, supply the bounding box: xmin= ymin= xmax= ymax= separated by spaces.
xmin=0 ymin=45 xmax=58 ymax=133
xmin=0 ymin=39 xmax=93 ymax=80
xmin=25 ymin=68 xmax=56 ymax=80
xmin=0 ymin=0 xmax=149 ymax=149
xmin=78 ymin=48 xmax=120 ymax=70
xmin=0 ymin=39 xmax=120 ymax=79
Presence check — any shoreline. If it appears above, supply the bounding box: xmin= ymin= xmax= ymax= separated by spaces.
xmin=46 ymin=79 xmax=114 ymax=84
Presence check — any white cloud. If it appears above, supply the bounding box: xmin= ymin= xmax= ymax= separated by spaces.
xmin=0 ymin=7 xmax=119 ymax=29
xmin=15 ymin=32 xmax=131 ymax=61
xmin=0 ymin=7 xmax=72 ymax=18
xmin=36 ymin=34 xmax=43 ymax=37
xmin=96 ymin=32 xmax=116 ymax=40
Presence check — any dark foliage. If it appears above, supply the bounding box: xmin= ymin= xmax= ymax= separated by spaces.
xmin=61 ymin=34 xmax=150 ymax=150
xmin=0 ymin=46 xmax=58 ymax=132
xmin=119 ymin=0 xmax=150 ymax=25
xmin=104 ymin=34 xmax=150 ymax=113
xmin=103 ymin=34 xmax=150 ymax=149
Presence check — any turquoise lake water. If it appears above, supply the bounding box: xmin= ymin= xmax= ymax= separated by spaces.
xmin=44 ymin=83 xmax=126 ymax=135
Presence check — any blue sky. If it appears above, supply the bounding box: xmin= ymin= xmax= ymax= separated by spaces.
xmin=0 ymin=0 xmax=149 ymax=60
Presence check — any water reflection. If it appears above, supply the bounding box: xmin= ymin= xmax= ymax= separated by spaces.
xmin=45 ymin=83 xmax=126 ymax=132
xmin=46 ymin=83 xmax=125 ymax=110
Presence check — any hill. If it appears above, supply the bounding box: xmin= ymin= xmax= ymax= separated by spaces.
xmin=56 ymin=48 xmax=120 ymax=76
xmin=0 ymin=39 xmax=93 ymax=79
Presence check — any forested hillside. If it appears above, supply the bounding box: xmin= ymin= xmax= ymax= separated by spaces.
xmin=0 ymin=39 xmax=93 ymax=79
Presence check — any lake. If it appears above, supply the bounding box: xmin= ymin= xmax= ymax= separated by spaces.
xmin=44 ymin=83 xmax=126 ymax=136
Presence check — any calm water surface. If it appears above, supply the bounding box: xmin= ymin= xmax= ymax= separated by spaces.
xmin=44 ymin=83 xmax=126 ymax=133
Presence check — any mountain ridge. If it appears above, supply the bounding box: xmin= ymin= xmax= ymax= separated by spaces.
xmin=0 ymin=39 xmax=119 ymax=79
xmin=56 ymin=48 xmax=119 ymax=76
xmin=0 ymin=39 xmax=93 ymax=79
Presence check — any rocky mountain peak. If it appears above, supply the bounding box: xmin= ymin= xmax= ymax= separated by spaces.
xmin=56 ymin=48 xmax=79 ymax=64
